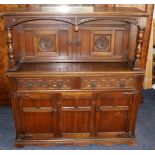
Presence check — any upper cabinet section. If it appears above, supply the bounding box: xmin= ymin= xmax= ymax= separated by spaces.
xmin=1 ymin=5 xmax=154 ymax=70
xmin=3 ymin=15 xmax=147 ymax=63
xmin=10 ymin=19 xmax=132 ymax=62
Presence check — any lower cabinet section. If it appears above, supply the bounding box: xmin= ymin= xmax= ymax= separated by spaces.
xmin=15 ymin=90 xmax=138 ymax=146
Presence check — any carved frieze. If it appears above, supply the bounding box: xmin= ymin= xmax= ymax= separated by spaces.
xmin=7 ymin=16 xmax=141 ymax=28
xmin=9 ymin=16 xmax=74 ymax=26
xmin=17 ymin=79 xmax=72 ymax=90
xmin=78 ymin=17 xmax=139 ymax=25
xmin=81 ymin=77 xmax=135 ymax=89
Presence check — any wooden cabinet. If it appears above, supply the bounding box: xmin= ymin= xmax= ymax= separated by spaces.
xmin=18 ymin=93 xmax=57 ymax=137
xmin=59 ymin=92 xmax=94 ymax=135
xmin=0 ymin=4 xmax=154 ymax=106
xmin=95 ymin=91 xmax=135 ymax=133
xmin=76 ymin=21 xmax=130 ymax=61
xmin=12 ymin=21 xmax=73 ymax=61
xmin=15 ymin=90 xmax=137 ymax=141
xmin=2 ymin=5 xmax=154 ymax=147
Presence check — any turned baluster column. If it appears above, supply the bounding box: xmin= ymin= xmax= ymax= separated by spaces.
xmin=133 ymin=27 xmax=145 ymax=70
xmin=7 ymin=27 xmax=15 ymax=70
xmin=133 ymin=17 xmax=147 ymax=71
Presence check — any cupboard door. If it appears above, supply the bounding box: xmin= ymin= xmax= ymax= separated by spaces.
xmin=95 ymin=91 xmax=135 ymax=133
xmin=34 ymin=29 xmax=72 ymax=60
xmin=58 ymin=92 xmax=95 ymax=137
xmin=18 ymin=93 xmax=57 ymax=138
xmin=17 ymin=21 xmax=73 ymax=61
xmin=76 ymin=22 xmax=129 ymax=61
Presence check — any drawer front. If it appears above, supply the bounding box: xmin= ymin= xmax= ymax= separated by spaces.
xmin=17 ymin=78 xmax=73 ymax=90
xmin=81 ymin=77 xmax=135 ymax=90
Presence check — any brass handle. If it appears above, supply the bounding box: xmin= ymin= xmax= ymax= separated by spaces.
xmin=56 ymin=81 xmax=63 ymax=89
xmin=66 ymin=41 xmax=72 ymax=46
xmin=75 ymin=40 xmax=81 ymax=46
xmin=120 ymin=81 xmax=125 ymax=88
xmin=40 ymin=81 xmax=49 ymax=88
xmin=26 ymin=82 xmax=34 ymax=89
xmin=90 ymin=82 xmax=97 ymax=89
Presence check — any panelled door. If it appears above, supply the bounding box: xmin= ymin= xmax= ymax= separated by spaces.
xmin=95 ymin=91 xmax=135 ymax=134
xmin=18 ymin=20 xmax=73 ymax=61
xmin=75 ymin=21 xmax=129 ymax=61
xmin=17 ymin=91 xmax=136 ymax=139
xmin=57 ymin=92 xmax=96 ymax=138
xmin=18 ymin=93 xmax=57 ymax=138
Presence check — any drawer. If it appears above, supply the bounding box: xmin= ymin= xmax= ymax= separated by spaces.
xmin=17 ymin=78 xmax=73 ymax=90
xmin=81 ymin=77 xmax=135 ymax=90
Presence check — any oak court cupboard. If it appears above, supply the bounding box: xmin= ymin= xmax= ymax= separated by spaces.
xmin=1 ymin=4 xmax=154 ymax=147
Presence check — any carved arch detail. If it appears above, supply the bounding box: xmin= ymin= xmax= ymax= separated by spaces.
xmin=8 ymin=17 xmax=75 ymax=27
xmin=6 ymin=16 xmax=147 ymax=28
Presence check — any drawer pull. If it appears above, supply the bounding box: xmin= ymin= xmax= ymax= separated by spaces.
xmin=40 ymin=81 xmax=49 ymax=88
xmin=26 ymin=82 xmax=34 ymax=89
xmin=56 ymin=81 xmax=63 ymax=89
xmin=75 ymin=40 xmax=81 ymax=46
xmin=90 ymin=82 xmax=97 ymax=89
xmin=66 ymin=40 xmax=72 ymax=46
xmin=120 ymin=81 xmax=125 ymax=88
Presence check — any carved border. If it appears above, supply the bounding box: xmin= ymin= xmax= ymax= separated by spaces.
xmin=6 ymin=16 xmax=146 ymax=28
xmin=9 ymin=16 xmax=75 ymax=26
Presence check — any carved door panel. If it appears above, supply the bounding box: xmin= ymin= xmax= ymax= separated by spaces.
xmin=75 ymin=22 xmax=129 ymax=61
xmin=15 ymin=21 xmax=73 ymax=61
xmin=33 ymin=28 xmax=72 ymax=60
xmin=18 ymin=93 xmax=57 ymax=138
xmin=57 ymin=92 xmax=95 ymax=137
xmin=95 ymin=91 xmax=135 ymax=133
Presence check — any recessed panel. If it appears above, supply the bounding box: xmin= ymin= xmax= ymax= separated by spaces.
xmin=34 ymin=31 xmax=58 ymax=57
xmin=38 ymin=34 xmax=56 ymax=52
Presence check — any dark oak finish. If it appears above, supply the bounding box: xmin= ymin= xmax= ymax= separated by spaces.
xmin=2 ymin=5 xmax=154 ymax=147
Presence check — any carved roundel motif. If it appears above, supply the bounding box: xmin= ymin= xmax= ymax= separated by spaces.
xmin=95 ymin=35 xmax=110 ymax=52
xmin=39 ymin=36 xmax=53 ymax=51
xmin=39 ymin=35 xmax=54 ymax=52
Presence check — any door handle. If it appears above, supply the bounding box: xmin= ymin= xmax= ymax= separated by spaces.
xmin=75 ymin=40 xmax=81 ymax=46
xmin=90 ymin=81 xmax=97 ymax=89
xmin=66 ymin=40 xmax=72 ymax=46
xmin=56 ymin=81 xmax=63 ymax=89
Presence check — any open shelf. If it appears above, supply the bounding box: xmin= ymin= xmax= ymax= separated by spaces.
xmin=7 ymin=62 xmax=145 ymax=76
